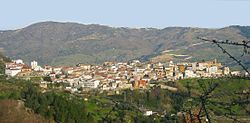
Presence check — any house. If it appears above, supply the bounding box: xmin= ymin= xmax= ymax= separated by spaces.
xmin=53 ymin=67 xmax=62 ymax=74
xmin=5 ymin=68 xmax=22 ymax=77
xmin=83 ymin=79 xmax=100 ymax=88
xmin=101 ymin=84 xmax=111 ymax=90
xmin=231 ymin=71 xmax=241 ymax=76
xmin=178 ymin=64 xmax=185 ymax=73
xmin=13 ymin=59 xmax=24 ymax=64
xmin=5 ymin=61 xmax=24 ymax=77
xmin=142 ymin=74 xmax=151 ymax=82
xmin=77 ymin=64 xmax=91 ymax=70
xmin=208 ymin=66 xmax=218 ymax=74
xmin=21 ymin=65 xmax=32 ymax=72
xmin=39 ymin=81 xmax=48 ymax=89
xmin=110 ymin=82 xmax=118 ymax=89
xmin=144 ymin=110 xmax=153 ymax=116
xmin=44 ymin=65 xmax=53 ymax=74
xmin=184 ymin=70 xmax=196 ymax=78
xmin=198 ymin=62 xmax=208 ymax=70
xmin=138 ymin=80 xmax=147 ymax=88
xmin=223 ymin=67 xmax=230 ymax=75
xmin=62 ymin=67 xmax=74 ymax=74
xmin=119 ymin=83 xmax=132 ymax=89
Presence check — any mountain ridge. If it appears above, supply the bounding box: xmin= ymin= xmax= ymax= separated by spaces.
xmin=0 ymin=21 xmax=249 ymax=69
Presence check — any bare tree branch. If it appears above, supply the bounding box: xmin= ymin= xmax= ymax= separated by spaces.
xmin=197 ymin=37 xmax=250 ymax=76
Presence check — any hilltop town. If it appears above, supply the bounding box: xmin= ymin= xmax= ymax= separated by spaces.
xmin=5 ymin=59 xmax=246 ymax=93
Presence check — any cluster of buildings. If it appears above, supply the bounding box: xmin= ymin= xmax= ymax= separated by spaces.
xmin=5 ymin=59 xmax=31 ymax=77
xmin=5 ymin=58 xmax=237 ymax=92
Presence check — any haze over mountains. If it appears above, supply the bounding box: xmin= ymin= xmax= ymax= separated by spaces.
xmin=0 ymin=21 xmax=249 ymax=69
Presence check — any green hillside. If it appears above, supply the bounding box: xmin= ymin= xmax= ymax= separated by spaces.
xmin=0 ymin=70 xmax=249 ymax=122
xmin=0 ymin=22 xmax=249 ymax=68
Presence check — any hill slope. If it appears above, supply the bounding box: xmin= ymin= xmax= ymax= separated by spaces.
xmin=0 ymin=22 xmax=249 ymax=68
xmin=0 ymin=99 xmax=52 ymax=123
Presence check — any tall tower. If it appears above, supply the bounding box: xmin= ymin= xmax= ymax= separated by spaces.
xmin=31 ymin=61 xmax=38 ymax=69
xmin=214 ymin=59 xmax=217 ymax=64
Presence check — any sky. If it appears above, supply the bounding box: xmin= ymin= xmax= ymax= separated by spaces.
xmin=0 ymin=0 xmax=250 ymax=30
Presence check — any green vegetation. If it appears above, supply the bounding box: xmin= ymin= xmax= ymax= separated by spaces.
xmin=0 ymin=53 xmax=11 ymax=74
xmin=178 ymin=77 xmax=250 ymax=122
xmin=1 ymin=22 xmax=249 ymax=68
xmin=0 ymin=55 xmax=249 ymax=123
xmin=51 ymin=54 xmax=96 ymax=66
xmin=0 ymin=56 xmax=30 ymax=100
xmin=1 ymin=76 xmax=250 ymax=122
xmin=0 ymin=76 xmax=91 ymax=123
xmin=0 ymin=75 xmax=154 ymax=122
xmin=0 ymin=99 xmax=51 ymax=123
xmin=22 ymin=85 xmax=89 ymax=123
xmin=108 ymin=87 xmax=185 ymax=114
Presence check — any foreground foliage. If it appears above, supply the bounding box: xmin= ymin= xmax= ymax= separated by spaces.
xmin=0 ymin=73 xmax=249 ymax=123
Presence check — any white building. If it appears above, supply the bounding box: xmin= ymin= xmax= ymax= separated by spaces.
xmin=82 ymin=75 xmax=92 ymax=79
xmin=169 ymin=61 xmax=174 ymax=67
xmin=31 ymin=61 xmax=38 ymax=69
xmin=34 ymin=66 xmax=44 ymax=71
xmin=184 ymin=70 xmax=196 ymax=78
xmin=231 ymin=71 xmax=241 ymax=76
xmin=83 ymin=79 xmax=100 ymax=88
xmin=208 ymin=66 xmax=218 ymax=74
xmin=135 ymin=68 xmax=145 ymax=73
xmin=198 ymin=63 xmax=207 ymax=70
xmin=53 ymin=67 xmax=62 ymax=74
xmin=77 ymin=64 xmax=91 ymax=70
xmin=13 ymin=59 xmax=24 ymax=64
xmin=5 ymin=68 xmax=22 ymax=77
xmin=191 ymin=62 xmax=197 ymax=71
xmin=144 ymin=111 xmax=153 ymax=116
xmin=223 ymin=67 xmax=230 ymax=75
xmin=30 ymin=61 xmax=44 ymax=71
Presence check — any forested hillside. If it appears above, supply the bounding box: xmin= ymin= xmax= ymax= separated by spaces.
xmin=0 ymin=22 xmax=249 ymax=68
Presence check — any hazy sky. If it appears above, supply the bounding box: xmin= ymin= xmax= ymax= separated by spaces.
xmin=1 ymin=0 xmax=250 ymax=30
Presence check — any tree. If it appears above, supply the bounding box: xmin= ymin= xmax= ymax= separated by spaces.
xmin=43 ymin=76 xmax=52 ymax=82
xmin=180 ymin=37 xmax=250 ymax=123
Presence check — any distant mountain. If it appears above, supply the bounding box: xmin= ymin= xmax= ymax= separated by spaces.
xmin=0 ymin=22 xmax=249 ymax=69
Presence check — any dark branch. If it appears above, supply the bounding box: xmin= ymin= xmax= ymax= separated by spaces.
xmin=197 ymin=37 xmax=250 ymax=49
xmin=197 ymin=37 xmax=250 ymax=75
